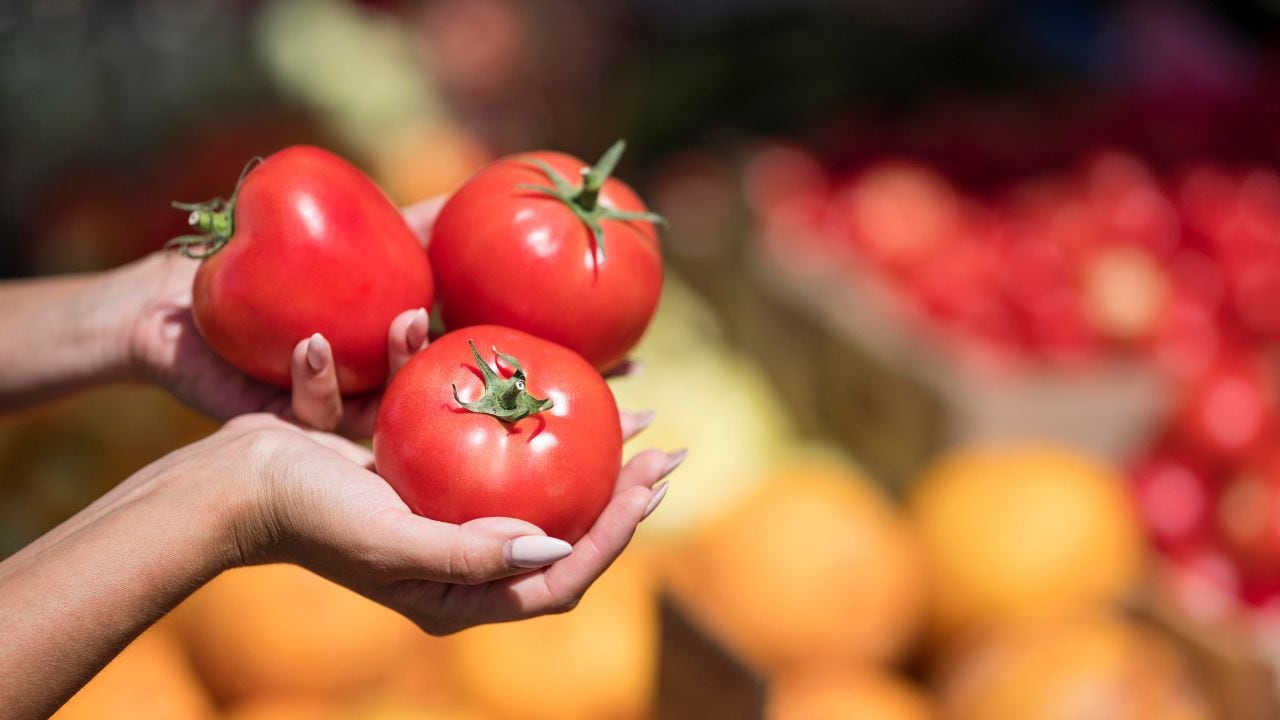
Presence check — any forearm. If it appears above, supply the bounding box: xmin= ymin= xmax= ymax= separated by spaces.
xmin=0 ymin=268 xmax=138 ymax=413
xmin=0 ymin=462 xmax=240 ymax=720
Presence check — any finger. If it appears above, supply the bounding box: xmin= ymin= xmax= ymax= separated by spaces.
xmin=301 ymin=428 xmax=375 ymax=467
xmin=615 ymin=447 xmax=685 ymax=497
xmin=335 ymin=395 xmax=381 ymax=442
xmin=388 ymin=307 xmax=430 ymax=377
xmin=619 ymin=409 xmax=655 ymax=442
xmin=603 ymin=358 xmax=642 ymax=379
xmin=401 ymin=196 xmax=448 ymax=247
xmin=481 ymin=485 xmax=653 ymax=621
xmin=290 ymin=334 xmax=344 ymax=431
xmin=381 ymin=514 xmax=572 ymax=585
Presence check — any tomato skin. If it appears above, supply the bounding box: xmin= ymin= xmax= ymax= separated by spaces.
xmin=192 ymin=146 xmax=433 ymax=393
xmin=429 ymin=151 xmax=663 ymax=372
xmin=373 ymin=325 xmax=622 ymax=543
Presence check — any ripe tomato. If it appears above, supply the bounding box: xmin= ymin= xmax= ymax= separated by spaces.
xmin=373 ymin=326 xmax=622 ymax=543
xmin=428 ymin=141 xmax=664 ymax=373
xmin=172 ymin=146 xmax=433 ymax=393
xmin=1216 ymin=454 xmax=1280 ymax=595
xmin=1170 ymin=350 xmax=1276 ymax=465
xmin=1128 ymin=448 xmax=1216 ymax=554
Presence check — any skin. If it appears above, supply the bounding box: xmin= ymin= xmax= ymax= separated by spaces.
xmin=0 ymin=198 xmax=682 ymax=720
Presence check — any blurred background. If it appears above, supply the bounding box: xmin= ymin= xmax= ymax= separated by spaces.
xmin=6 ymin=0 xmax=1280 ymax=717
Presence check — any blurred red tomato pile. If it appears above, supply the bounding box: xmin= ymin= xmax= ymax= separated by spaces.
xmin=746 ymin=144 xmax=1280 ymax=377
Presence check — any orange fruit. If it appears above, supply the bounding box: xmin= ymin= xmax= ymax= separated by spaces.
xmin=669 ymin=460 xmax=927 ymax=673
xmin=224 ymin=697 xmax=336 ymax=720
xmin=768 ymin=666 xmax=936 ymax=720
xmin=53 ymin=621 xmax=215 ymax=720
xmin=909 ymin=444 xmax=1145 ymax=636
xmin=935 ymin=612 xmax=1214 ymax=720
xmin=446 ymin=554 xmax=657 ymax=720
xmin=171 ymin=564 xmax=420 ymax=703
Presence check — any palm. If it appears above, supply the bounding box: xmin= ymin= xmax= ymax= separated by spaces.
xmin=127 ymin=256 xmax=284 ymax=413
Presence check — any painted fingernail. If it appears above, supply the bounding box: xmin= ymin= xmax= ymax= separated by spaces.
xmin=643 ymin=481 xmax=669 ymax=520
xmin=630 ymin=409 xmax=656 ymax=432
xmin=661 ymin=448 xmax=688 ymax=480
xmin=507 ymin=535 xmax=573 ymax=569
xmin=619 ymin=359 xmax=643 ymax=377
xmin=408 ymin=308 xmax=429 ymax=349
xmin=306 ymin=333 xmax=330 ymax=373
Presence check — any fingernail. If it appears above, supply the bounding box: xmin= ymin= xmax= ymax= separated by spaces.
xmin=408 ymin=308 xmax=429 ymax=349
xmin=620 ymin=359 xmax=643 ymax=377
xmin=661 ymin=448 xmax=688 ymax=480
xmin=507 ymin=535 xmax=572 ymax=569
xmin=306 ymin=333 xmax=329 ymax=373
xmin=643 ymin=481 xmax=669 ymax=520
xmin=631 ymin=409 xmax=656 ymax=432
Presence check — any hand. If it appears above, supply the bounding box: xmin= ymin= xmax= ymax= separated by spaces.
xmin=117 ymin=199 xmax=447 ymax=437
xmin=222 ymin=412 xmax=681 ymax=634
xmin=0 ymin=405 xmax=679 ymax=718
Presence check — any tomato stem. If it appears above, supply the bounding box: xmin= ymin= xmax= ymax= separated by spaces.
xmin=519 ymin=139 xmax=667 ymax=261
xmin=165 ymin=156 xmax=262 ymax=260
xmin=452 ymin=340 xmax=553 ymax=422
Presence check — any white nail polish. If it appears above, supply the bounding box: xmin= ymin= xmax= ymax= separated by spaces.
xmin=662 ymin=449 xmax=688 ymax=478
xmin=632 ymin=409 xmax=656 ymax=431
xmin=643 ymin=481 xmax=669 ymax=520
xmin=306 ymin=333 xmax=329 ymax=373
xmin=508 ymin=535 xmax=572 ymax=568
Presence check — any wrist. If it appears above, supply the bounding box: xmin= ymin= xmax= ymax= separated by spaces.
xmin=77 ymin=257 xmax=159 ymax=385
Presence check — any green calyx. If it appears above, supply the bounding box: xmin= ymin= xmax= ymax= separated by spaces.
xmin=165 ymin=156 xmax=263 ymax=260
xmin=517 ymin=139 xmax=667 ymax=260
xmin=452 ymin=340 xmax=553 ymax=423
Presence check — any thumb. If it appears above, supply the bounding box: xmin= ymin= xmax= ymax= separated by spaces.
xmin=384 ymin=515 xmax=573 ymax=585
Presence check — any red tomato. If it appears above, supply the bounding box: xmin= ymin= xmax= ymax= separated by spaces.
xmin=428 ymin=141 xmax=663 ymax=373
xmin=175 ymin=146 xmax=433 ymax=393
xmin=1216 ymin=455 xmax=1280 ymax=595
xmin=373 ymin=326 xmax=622 ymax=543
xmin=1128 ymin=449 xmax=1216 ymax=554
xmin=1170 ymin=350 xmax=1276 ymax=464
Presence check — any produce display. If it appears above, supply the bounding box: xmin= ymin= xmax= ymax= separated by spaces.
xmin=748 ymin=146 xmax=1279 ymax=377
xmin=9 ymin=1 xmax=1280 ymax=718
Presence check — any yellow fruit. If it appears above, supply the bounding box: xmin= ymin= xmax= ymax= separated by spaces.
xmin=447 ymin=555 xmax=657 ymax=720
xmin=669 ymin=460 xmax=927 ymax=673
xmin=936 ymin=613 xmax=1214 ymax=720
xmin=225 ymin=697 xmax=336 ymax=720
xmin=610 ymin=278 xmax=791 ymax=539
xmin=370 ymin=119 xmax=490 ymax=204
xmin=172 ymin=564 xmax=420 ymax=703
xmin=768 ymin=666 xmax=937 ymax=720
xmin=909 ymin=444 xmax=1145 ymax=636
xmin=53 ymin=622 xmax=215 ymax=720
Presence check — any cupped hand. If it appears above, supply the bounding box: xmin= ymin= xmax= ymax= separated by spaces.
xmin=221 ymin=412 xmax=681 ymax=634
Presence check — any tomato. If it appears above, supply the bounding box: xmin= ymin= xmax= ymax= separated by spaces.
xmin=1170 ymin=350 xmax=1276 ymax=465
xmin=172 ymin=146 xmax=433 ymax=393
xmin=1128 ymin=448 xmax=1216 ymax=554
xmin=428 ymin=141 xmax=664 ymax=373
xmin=1216 ymin=455 xmax=1280 ymax=595
xmin=373 ymin=326 xmax=622 ymax=543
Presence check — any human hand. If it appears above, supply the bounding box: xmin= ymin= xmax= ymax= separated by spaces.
xmin=0 ymin=403 xmax=678 ymax=718
xmin=220 ymin=413 xmax=681 ymax=634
